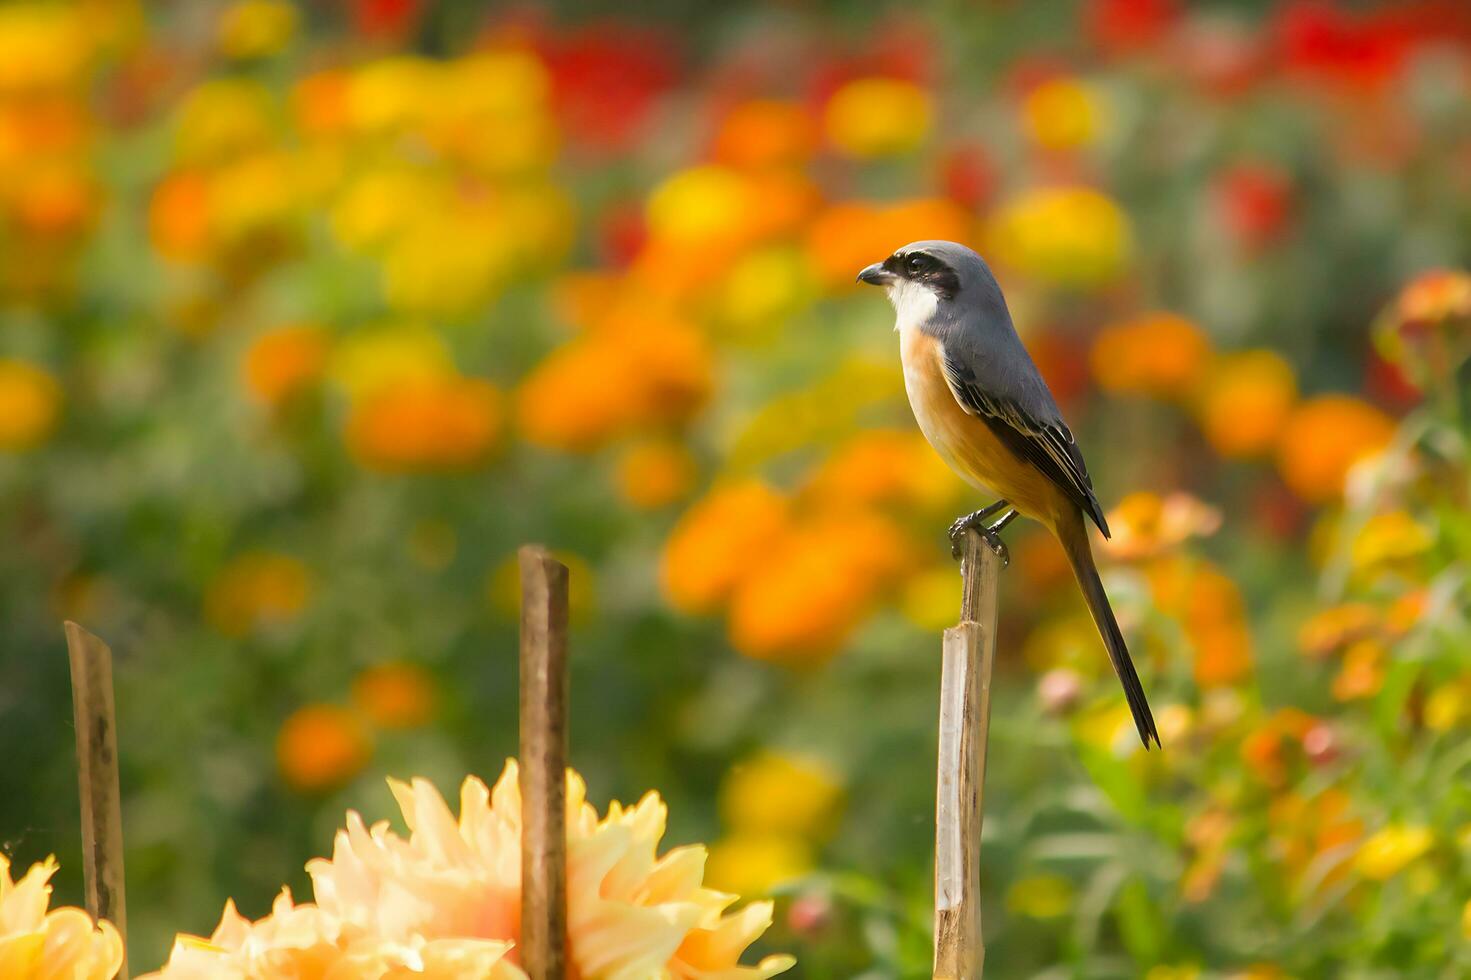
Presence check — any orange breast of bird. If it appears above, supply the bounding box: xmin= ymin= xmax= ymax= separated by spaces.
xmin=899 ymin=326 xmax=1066 ymax=529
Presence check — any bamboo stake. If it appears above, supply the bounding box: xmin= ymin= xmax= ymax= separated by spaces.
xmin=63 ymin=621 xmax=130 ymax=980
xmin=518 ymin=546 xmax=570 ymax=980
xmin=932 ymin=530 xmax=1002 ymax=980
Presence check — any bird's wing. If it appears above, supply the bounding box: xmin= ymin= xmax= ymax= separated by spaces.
xmin=941 ymin=347 xmax=1111 ymax=537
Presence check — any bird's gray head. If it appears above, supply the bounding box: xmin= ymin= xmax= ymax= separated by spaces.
xmin=856 ymin=240 xmax=997 ymax=331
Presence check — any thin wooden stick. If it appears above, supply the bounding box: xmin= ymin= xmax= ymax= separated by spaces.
xmin=933 ymin=530 xmax=1002 ymax=980
xmin=518 ymin=546 xmax=569 ymax=980
xmin=63 ymin=621 xmax=130 ymax=980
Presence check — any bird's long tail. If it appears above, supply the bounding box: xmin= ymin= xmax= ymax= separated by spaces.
xmin=1058 ymin=511 xmax=1160 ymax=748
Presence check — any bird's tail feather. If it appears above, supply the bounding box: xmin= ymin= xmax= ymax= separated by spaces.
xmin=1059 ymin=513 xmax=1160 ymax=749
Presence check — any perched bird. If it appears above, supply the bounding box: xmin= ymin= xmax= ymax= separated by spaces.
xmin=858 ymin=240 xmax=1159 ymax=748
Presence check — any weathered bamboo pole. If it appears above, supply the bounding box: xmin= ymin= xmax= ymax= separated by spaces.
xmin=933 ymin=529 xmax=1003 ymax=980
xmin=63 ymin=621 xmax=130 ymax=980
xmin=518 ymin=546 xmax=570 ymax=980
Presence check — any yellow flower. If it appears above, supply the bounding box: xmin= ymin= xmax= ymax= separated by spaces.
xmin=1005 ymin=874 xmax=1074 ymax=918
xmin=382 ymin=212 xmax=515 ymax=318
xmin=706 ymin=834 xmax=814 ymax=897
xmin=1426 ymin=680 xmax=1471 ymax=732
xmin=1463 ymin=898 xmax=1471 ymax=940
xmin=204 ymin=551 xmax=312 ymax=637
xmin=0 ymin=5 xmax=90 ymax=92
xmin=646 ymin=164 xmax=757 ymax=247
xmin=1276 ymin=395 xmax=1395 ymax=503
xmin=987 ymin=186 xmax=1132 ymax=288
xmin=150 ymin=762 xmax=795 ymax=979
xmin=351 ymin=662 xmax=437 ymax=730
xmin=721 ymin=752 xmax=843 ymax=839
xmin=173 ymin=77 xmax=276 ymax=165
xmin=1091 ymin=312 xmax=1212 ymax=400
xmin=661 ymin=481 xmax=792 ymax=615
xmin=275 ymin=703 xmax=372 ymax=794
xmin=1355 ymin=824 xmax=1434 ymax=881
xmin=216 ymin=0 xmax=296 ymax=60
xmin=1351 ymin=510 xmax=1432 ymax=573
xmin=715 ymin=245 xmax=817 ymax=341
xmin=0 ymin=359 xmax=61 ymax=450
xmin=345 ymin=56 xmax=441 ymax=133
xmin=1146 ymin=967 xmax=1200 ymax=980
xmin=1023 ymin=77 xmax=1107 ymax=151
xmin=0 ymin=854 xmax=124 ymax=980
xmin=824 ymin=77 xmax=932 ymax=158
xmin=901 ymin=565 xmax=963 ymax=632
xmin=330 ymin=323 xmax=455 ymax=401
xmin=1197 ymin=350 xmax=1298 ymax=458
xmin=330 ymin=168 xmax=445 ymax=254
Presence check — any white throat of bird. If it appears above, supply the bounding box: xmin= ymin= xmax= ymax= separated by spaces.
xmin=885 ymin=278 xmax=940 ymax=333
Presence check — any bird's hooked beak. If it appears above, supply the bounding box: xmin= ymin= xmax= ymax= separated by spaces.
xmin=856 ymin=262 xmax=894 ymax=286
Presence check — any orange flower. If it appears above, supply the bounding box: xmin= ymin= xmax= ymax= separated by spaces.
xmin=148 ymin=171 xmax=211 ymax=260
xmin=1275 ymin=395 xmax=1395 ymax=503
xmin=346 ymin=376 xmax=501 ymax=471
xmin=204 ymin=551 xmax=312 ymax=637
xmin=1374 ymin=268 xmax=1471 ymax=389
xmin=713 ymin=100 xmax=816 ymax=169
xmin=1267 ymin=787 xmax=1363 ymax=891
xmin=1196 ymin=350 xmax=1297 ymax=458
xmin=1241 ymin=707 xmax=1317 ymax=787
xmin=291 ymin=69 xmax=351 ymax=136
xmin=727 ymin=509 xmax=909 ymax=661
xmin=517 ymin=316 xmax=711 ymax=451
xmin=1091 ymin=312 xmax=1212 ymax=400
xmin=1100 ymin=491 xmax=1221 ymax=560
xmin=1332 ymin=639 xmax=1385 ymax=701
xmin=802 ymin=429 xmax=960 ymax=512
xmin=616 ymin=439 xmax=697 ymax=509
xmin=0 ymin=358 xmax=61 ymax=450
xmin=12 ymin=162 xmax=96 ymax=236
xmin=1297 ymin=603 xmax=1378 ymax=659
xmin=276 ymin=703 xmax=371 ymax=793
xmin=661 ymin=481 xmax=791 ymax=615
xmin=242 ymin=324 xmax=329 ymax=406
xmin=1147 ymin=556 xmax=1251 ymax=687
xmin=805 ymin=198 xmax=973 ymax=288
xmin=351 ymin=662 xmax=436 ymax=729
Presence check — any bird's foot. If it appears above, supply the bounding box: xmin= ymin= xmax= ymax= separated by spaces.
xmin=948 ymin=503 xmax=1013 ymax=564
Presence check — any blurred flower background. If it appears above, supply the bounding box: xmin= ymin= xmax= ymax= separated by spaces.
xmin=1 ymin=0 xmax=1470 ymax=976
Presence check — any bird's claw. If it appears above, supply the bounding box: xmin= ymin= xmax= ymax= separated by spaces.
xmin=948 ymin=506 xmax=1012 ymax=566
xmin=949 ymin=524 xmax=1010 ymax=566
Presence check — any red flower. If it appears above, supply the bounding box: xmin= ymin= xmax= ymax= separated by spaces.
xmin=1214 ymin=163 xmax=1293 ymax=251
xmin=537 ymin=23 xmax=681 ymax=154
xmin=936 ymin=143 xmax=996 ymax=210
xmin=1087 ymin=0 xmax=1180 ymax=55
xmin=353 ymin=0 xmax=420 ymax=39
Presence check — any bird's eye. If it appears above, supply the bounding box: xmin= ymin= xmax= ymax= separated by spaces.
xmin=906 ymin=255 xmax=925 ymax=273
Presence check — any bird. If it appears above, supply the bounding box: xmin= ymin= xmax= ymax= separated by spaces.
xmin=857 ymin=240 xmax=1159 ymax=748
